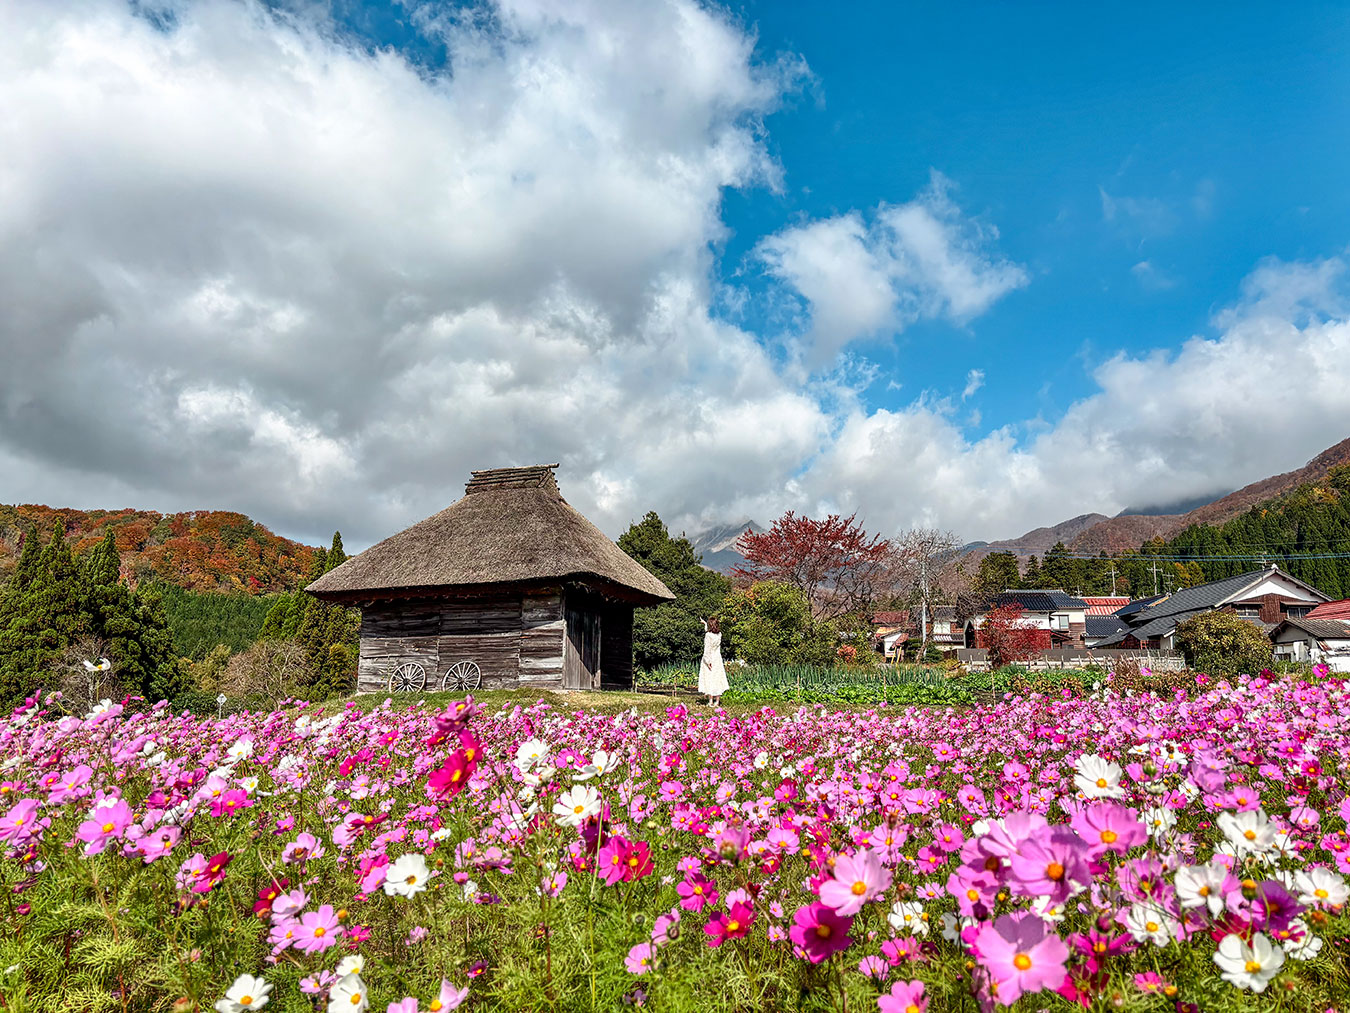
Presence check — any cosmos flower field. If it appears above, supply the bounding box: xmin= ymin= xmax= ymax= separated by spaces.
xmin=1 ymin=673 xmax=1348 ymax=1012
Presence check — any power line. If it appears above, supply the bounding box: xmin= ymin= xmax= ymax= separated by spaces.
xmin=1055 ymin=550 xmax=1350 ymax=562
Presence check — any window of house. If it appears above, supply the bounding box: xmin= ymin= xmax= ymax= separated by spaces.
xmin=1050 ymin=613 xmax=1068 ymax=630
xmin=934 ymin=622 xmax=950 ymax=635
xmin=1284 ymin=605 xmax=1310 ymax=618
xmin=1234 ymin=605 xmax=1260 ymax=618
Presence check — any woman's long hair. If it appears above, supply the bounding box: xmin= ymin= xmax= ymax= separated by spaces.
xmin=706 ymin=616 xmax=720 ymax=634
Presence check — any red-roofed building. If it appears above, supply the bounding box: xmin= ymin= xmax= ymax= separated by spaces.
xmin=1082 ymin=596 xmax=1130 ymax=616
xmin=1307 ymin=599 xmax=1350 ymax=621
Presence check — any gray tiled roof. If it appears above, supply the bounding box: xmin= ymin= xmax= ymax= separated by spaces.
xmin=995 ymin=590 xmax=1088 ymax=611
xmin=1276 ymin=618 xmax=1350 ymax=639
xmin=1125 ymin=570 xmax=1272 ymax=624
xmin=1085 ymin=616 xmax=1129 ymax=638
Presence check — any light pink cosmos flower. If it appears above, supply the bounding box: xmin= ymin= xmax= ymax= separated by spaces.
xmin=270 ymin=887 xmax=308 ymax=922
xmin=877 ymin=980 xmax=927 ymax=1013
xmin=625 ymin=942 xmax=656 ymax=974
xmin=973 ymin=912 xmax=1069 ymax=1006
xmin=281 ymin=832 xmax=325 ymax=864
xmin=819 ymin=851 xmax=892 ymax=916
xmin=429 ymin=980 xmax=468 ymax=1010
xmin=268 ymin=917 xmax=300 ymax=955
xmin=0 ymin=799 xmax=41 ymax=844
xmin=541 ymin=871 xmax=567 ymax=898
xmin=386 ymin=1000 xmax=419 ymax=1013
xmin=1069 ymin=803 xmax=1147 ymax=859
xmin=136 ymin=826 xmax=180 ymax=863
xmin=295 ymin=904 xmax=343 ymax=953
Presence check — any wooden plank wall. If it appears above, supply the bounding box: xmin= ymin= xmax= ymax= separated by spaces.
xmin=520 ymin=591 xmax=565 ymax=689
xmin=357 ymin=590 xmax=568 ymax=694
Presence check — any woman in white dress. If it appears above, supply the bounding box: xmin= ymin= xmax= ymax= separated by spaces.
xmin=699 ymin=616 xmax=728 ymax=706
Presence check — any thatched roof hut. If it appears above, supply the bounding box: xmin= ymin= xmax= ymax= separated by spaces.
xmin=308 ymin=465 xmax=673 ymax=693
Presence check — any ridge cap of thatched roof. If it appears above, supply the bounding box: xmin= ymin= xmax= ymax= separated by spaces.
xmin=306 ymin=466 xmax=674 ymax=603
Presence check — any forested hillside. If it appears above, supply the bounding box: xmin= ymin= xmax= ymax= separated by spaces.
xmin=0 ymin=506 xmax=319 ymax=593
xmin=972 ymin=465 xmax=1350 ymax=598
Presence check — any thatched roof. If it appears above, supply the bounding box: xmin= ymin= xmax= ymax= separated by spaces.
xmin=306 ymin=465 xmax=674 ymax=604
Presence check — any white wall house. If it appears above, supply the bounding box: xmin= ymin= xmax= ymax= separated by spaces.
xmin=1271 ymin=618 xmax=1350 ymax=671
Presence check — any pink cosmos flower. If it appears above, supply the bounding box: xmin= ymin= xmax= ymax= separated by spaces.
xmin=386 ymin=1000 xmax=419 ymax=1013
xmin=877 ymin=980 xmax=927 ymax=1013
xmin=271 ymin=887 xmax=308 ymax=922
xmin=1007 ymin=828 xmax=1090 ymax=903
xmin=427 ymin=750 xmax=476 ymax=801
xmin=269 ymin=917 xmax=301 ymax=954
xmin=787 ymin=902 xmax=853 ymax=964
xmin=429 ymin=980 xmax=469 ymax=1010
xmin=677 ymin=874 xmax=718 ymax=913
xmin=819 ymin=851 xmax=891 ymax=916
xmin=541 ymin=871 xmax=567 ymax=898
xmin=0 ymin=799 xmax=41 ymax=843
xmin=281 ymin=832 xmax=325 ymax=864
xmin=295 ymin=904 xmax=343 ymax=953
xmin=137 ymin=826 xmax=180 ymax=863
xmin=210 ymin=788 xmax=252 ymax=818
xmin=974 ymin=912 xmax=1070 ymax=1006
xmin=703 ymin=902 xmax=755 ymax=948
xmin=358 ymin=854 xmax=389 ymax=894
xmin=192 ymin=852 xmax=233 ymax=893
xmin=857 ymin=955 xmax=889 ymax=981
xmin=625 ymin=942 xmax=656 ymax=974
xmin=1070 ymin=803 xmax=1147 ymax=859
xmin=46 ymin=764 xmax=93 ymax=805
xmin=75 ymin=799 xmax=133 ymax=855
xmin=652 ymin=909 xmax=681 ymax=946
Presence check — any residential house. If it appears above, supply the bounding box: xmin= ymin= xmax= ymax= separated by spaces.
xmin=1082 ymin=596 xmax=1130 ymax=615
xmin=1270 ymin=616 xmax=1350 ymax=671
xmin=872 ymin=605 xmax=962 ymax=659
xmin=965 ymin=590 xmax=1089 ymax=649
xmin=1092 ymin=565 xmax=1329 ymax=651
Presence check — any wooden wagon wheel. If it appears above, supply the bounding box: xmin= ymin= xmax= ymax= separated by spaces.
xmin=387 ymin=662 xmax=426 ymax=694
xmin=441 ymin=660 xmax=482 ymax=692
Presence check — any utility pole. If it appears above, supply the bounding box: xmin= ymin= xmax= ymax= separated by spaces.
xmin=918 ymin=551 xmax=930 ymax=658
xmin=1108 ymin=562 xmax=1118 ymax=596
xmin=1150 ymin=560 xmax=1162 ymax=596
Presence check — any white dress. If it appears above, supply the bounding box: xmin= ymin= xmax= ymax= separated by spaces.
xmin=699 ymin=630 xmax=728 ymax=697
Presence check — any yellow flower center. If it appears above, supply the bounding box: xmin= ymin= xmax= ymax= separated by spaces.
xmin=1013 ymin=954 xmax=1032 ymax=971
xmin=314 ymin=927 xmax=326 ymax=937
xmin=850 ymin=881 xmax=867 ymax=896
xmin=1198 ymin=885 xmax=1210 ymax=897
xmin=1095 ymin=778 xmax=1107 ymax=788
xmin=101 ymin=822 xmax=115 ymax=833
xmin=1244 ymin=829 xmax=1257 ymax=841
xmin=906 ymin=1006 xmax=921 ymax=1013
xmin=1145 ymin=921 xmax=1159 ymax=933
xmin=1100 ymin=830 xmax=1117 ymax=844
xmin=429 ymin=1003 xmax=443 ymax=1012
xmin=1046 ymin=862 xmax=1065 ymax=881
xmin=573 ymin=805 xmax=584 ymax=814
xmin=815 ymin=924 xmax=832 ymax=939
xmin=1244 ymin=960 xmax=1261 ymax=974
xmin=1315 ymin=888 xmax=1328 ymax=899
xmin=725 ymin=920 xmax=740 ymax=933
xmin=350 ymin=995 xmax=363 ymax=1006
xmin=406 ymin=875 xmax=417 ymax=885
xmin=966 ymin=889 xmax=979 ymax=902
xmin=240 ymin=998 xmax=253 ymax=1007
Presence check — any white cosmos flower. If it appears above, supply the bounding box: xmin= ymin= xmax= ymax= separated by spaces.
xmin=1073 ymin=754 xmax=1124 ymax=799
xmin=227 ymin=739 xmax=254 ymax=761
xmin=1213 ymin=932 xmax=1284 ymax=992
xmin=1217 ymin=809 xmax=1277 ymax=855
xmin=1124 ymin=903 xmax=1178 ymax=946
xmin=753 ymin=751 xmax=769 ymax=769
xmin=1140 ymin=806 xmax=1176 ymax=839
xmin=514 ymin=739 xmax=550 ymax=774
xmin=85 ymin=699 xmax=116 ymax=720
xmin=326 ymin=973 xmax=369 ymax=1013
xmin=1029 ymin=896 xmax=1066 ymax=923
xmin=1280 ymin=919 xmax=1323 ymax=960
xmin=552 ymin=785 xmax=601 ymax=827
xmin=335 ymin=955 xmax=365 ymax=977
xmin=573 ymin=749 xmax=619 ymax=782
xmin=1294 ymin=867 xmax=1349 ymax=909
xmin=1175 ymin=862 xmax=1230 ymax=918
xmin=886 ymin=902 xmax=927 ymax=934
xmin=383 ymin=854 xmax=431 ymax=898
xmin=215 ymin=973 xmax=272 ymax=1012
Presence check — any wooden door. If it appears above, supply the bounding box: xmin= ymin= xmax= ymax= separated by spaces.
xmin=564 ymin=595 xmax=603 ymax=690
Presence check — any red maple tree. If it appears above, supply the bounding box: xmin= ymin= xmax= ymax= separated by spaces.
xmin=978 ymin=603 xmax=1046 ymax=668
xmin=732 ymin=512 xmax=892 ymax=629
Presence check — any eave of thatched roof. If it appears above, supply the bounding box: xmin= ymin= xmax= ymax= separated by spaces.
xmin=306 ymin=466 xmax=674 ymax=605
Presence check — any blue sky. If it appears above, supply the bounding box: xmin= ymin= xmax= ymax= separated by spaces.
xmin=5 ymin=0 xmax=1350 ymax=546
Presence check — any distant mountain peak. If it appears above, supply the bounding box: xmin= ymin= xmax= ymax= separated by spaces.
xmin=689 ymin=520 xmax=763 ymax=573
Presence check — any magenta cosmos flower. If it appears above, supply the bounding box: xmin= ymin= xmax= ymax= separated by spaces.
xmin=295 ymin=904 xmax=344 ymax=953
xmin=974 ymin=912 xmax=1069 ymax=1006
xmin=819 ymin=850 xmax=891 ymax=916
xmin=676 ymin=874 xmax=718 ymax=912
xmin=787 ymin=902 xmax=854 ymax=964
xmin=703 ymin=902 xmax=755 ymax=948
xmin=75 ymin=799 xmax=133 ymax=855
xmin=0 ymin=798 xmax=41 ymax=843
xmin=877 ymin=980 xmax=927 ymax=1013
xmin=1007 ymin=828 xmax=1090 ymax=903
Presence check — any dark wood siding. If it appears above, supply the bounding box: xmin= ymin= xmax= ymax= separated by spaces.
xmin=355 ymin=584 xmax=626 ymax=694
xmin=600 ymin=601 xmax=633 ymax=689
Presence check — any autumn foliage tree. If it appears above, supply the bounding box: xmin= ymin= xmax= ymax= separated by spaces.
xmin=978 ymin=603 xmax=1045 ymax=669
xmin=733 ymin=512 xmax=892 ymax=634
